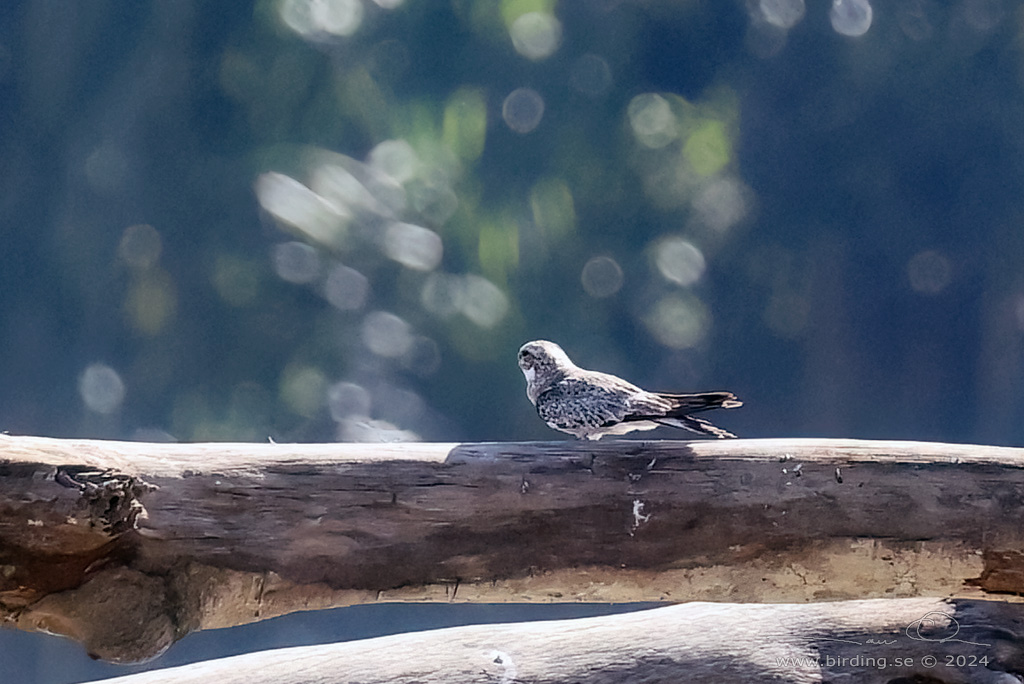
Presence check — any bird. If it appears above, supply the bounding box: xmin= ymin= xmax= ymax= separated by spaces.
xmin=517 ymin=340 xmax=741 ymax=440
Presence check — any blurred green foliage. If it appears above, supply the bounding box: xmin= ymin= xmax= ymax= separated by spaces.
xmin=2 ymin=0 xmax=1024 ymax=446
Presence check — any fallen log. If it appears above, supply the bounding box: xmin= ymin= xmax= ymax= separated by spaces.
xmin=84 ymin=597 xmax=1024 ymax=683
xmin=1 ymin=434 xmax=1024 ymax=662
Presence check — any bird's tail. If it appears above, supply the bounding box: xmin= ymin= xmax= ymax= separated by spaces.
xmin=653 ymin=391 xmax=741 ymax=439
xmin=657 ymin=391 xmax=742 ymax=413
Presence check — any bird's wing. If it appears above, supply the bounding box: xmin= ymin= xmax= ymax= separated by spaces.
xmin=535 ymin=378 xmax=631 ymax=431
xmin=621 ymin=391 xmax=674 ymax=419
xmin=622 ymin=391 xmax=740 ymax=438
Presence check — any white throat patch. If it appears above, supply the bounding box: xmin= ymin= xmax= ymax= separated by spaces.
xmin=523 ymin=367 xmax=536 ymax=383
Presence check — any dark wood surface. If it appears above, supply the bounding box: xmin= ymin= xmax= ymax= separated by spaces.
xmin=2 ymin=434 xmax=1024 ymax=663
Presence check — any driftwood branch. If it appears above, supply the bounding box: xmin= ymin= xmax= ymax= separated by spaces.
xmin=2 ymin=435 xmax=1024 ymax=662
xmin=87 ymin=598 xmax=1024 ymax=684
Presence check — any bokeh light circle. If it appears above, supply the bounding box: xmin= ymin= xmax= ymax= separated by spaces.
xmin=79 ymin=363 xmax=126 ymax=414
xmin=907 ymin=250 xmax=951 ymax=294
xmin=509 ymin=12 xmax=562 ymax=61
xmin=655 ymin=237 xmax=706 ymax=286
xmin=502 ymin=88 xmax=545 ymax=134
xmin=581 ymin=256 xmax=624 ymax=298
xmin=362 ymin=311 xmax=413 ymax=357
xmin=760 ymin=0 xmax=805 ymax=29
xmin=272 ymin=241 xmax=321 ymax=284
xmin=830 ymin=0 xmax=873 ymax=37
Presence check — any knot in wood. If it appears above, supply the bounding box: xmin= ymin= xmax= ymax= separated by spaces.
xmin=55 ymin=466 xmax=156 ymax=536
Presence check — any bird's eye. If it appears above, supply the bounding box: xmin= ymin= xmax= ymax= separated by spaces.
xmin=519 ymin=350 xmax=532 ymax=360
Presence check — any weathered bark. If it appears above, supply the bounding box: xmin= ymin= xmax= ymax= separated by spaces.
xmin=2 ymin=434 xmax=1024 ymax=662
xmin=86 ymin=597 xmax=1024 ymax=684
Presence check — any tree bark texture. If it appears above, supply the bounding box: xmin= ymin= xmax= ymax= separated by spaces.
xmin=1 ymin=434 xmax=1024 ymax=662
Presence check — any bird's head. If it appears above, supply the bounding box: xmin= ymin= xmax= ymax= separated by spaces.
xmin=517 ymin=340 xmax=575 ymax=402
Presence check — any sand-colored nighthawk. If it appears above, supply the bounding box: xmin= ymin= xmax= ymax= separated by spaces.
xmin=518 ymin=340 xmax=741 ymax=440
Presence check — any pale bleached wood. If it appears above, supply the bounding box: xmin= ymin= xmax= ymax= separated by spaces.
xmin=3 ymin=435 xmax=1024 ymax=662
xmin=4 ymin=434 xmax=1023 ymax=475
xmin=85 ymin=598 xmax=1024 ymax=684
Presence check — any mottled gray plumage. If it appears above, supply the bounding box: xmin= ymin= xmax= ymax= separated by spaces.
xmin=518 ymin=340 xmax=741 ymax=440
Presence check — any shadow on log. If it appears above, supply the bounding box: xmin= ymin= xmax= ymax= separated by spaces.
xmin=86 ymin=598 xmax=1024 ymax=683
xmin=2 ymin=435 xmax=1024 ymax=663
